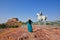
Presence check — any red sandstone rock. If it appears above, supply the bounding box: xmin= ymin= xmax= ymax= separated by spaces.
xmin=0 ymin=25 xmax=60 ymax=40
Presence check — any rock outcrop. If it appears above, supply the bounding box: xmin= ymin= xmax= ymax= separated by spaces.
xmin=0 ymin=25 xmax=60 ymax=40
xmin=6 ymin=18 xmax=22 ymax=27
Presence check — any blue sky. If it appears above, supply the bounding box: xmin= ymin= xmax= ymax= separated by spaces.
xmin=0 ymin=0 xmax=60 ymax=23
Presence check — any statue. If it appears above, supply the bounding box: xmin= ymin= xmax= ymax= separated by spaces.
xmin=37 ymin=12 xmax=47 ymax=25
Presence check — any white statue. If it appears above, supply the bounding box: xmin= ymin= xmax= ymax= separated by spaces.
xmin=37 ymin=12 xmax=47 ymax=25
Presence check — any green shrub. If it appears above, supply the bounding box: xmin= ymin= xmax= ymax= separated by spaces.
xmin=0 ymin=24 xmax=7 ymax=29
xmin=8 ymin=25 xmax=18 ymax=28
xmin=46 ymin=22 xmax=53 ymax=25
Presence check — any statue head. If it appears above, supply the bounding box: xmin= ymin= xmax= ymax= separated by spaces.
xmin=40 ymin=12 xmax=43 ymax=16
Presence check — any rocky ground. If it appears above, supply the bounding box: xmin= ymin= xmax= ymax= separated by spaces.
xmin=0 ymin=25 xmax=60 ymax=40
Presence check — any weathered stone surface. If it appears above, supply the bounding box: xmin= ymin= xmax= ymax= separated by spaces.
xmin=0 ymin=25 xmax=60 ymax=40
xmin=6 ymin=18 xmax=22 ymax=27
